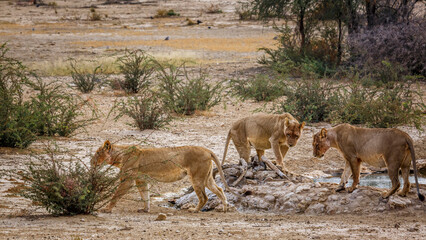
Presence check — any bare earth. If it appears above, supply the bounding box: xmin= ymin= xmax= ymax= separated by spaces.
xmin=0 ymin=1 xmax=425 ymax=239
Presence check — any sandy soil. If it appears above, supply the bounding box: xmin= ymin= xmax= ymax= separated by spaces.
xmin=0 ymin=0 xmax=425 ymax=239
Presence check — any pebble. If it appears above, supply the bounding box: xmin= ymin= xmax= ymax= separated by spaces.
xmin=155 ymin=213 xmax=167 ymax=221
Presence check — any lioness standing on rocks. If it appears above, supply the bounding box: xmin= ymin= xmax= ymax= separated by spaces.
xmin=92 ymin=141 xmax=231 ymax=213
xmin=313 ymin=124 xmax=425 ymax=201
xmin=222 ymin=113 xmax=305 ymax=185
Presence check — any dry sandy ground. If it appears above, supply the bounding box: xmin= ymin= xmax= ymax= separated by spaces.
xmin=0 ymin=0 xmax=425 ymax=239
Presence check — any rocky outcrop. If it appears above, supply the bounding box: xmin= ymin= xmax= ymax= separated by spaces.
xmin=174 ymin=162 xmax=426 ymax=214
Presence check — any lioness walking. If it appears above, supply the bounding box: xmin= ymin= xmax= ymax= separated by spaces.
xmin=92 ymin=141 xmax=231 ymax=213
xmin=313 ymin=124 xmax=424 ymax=200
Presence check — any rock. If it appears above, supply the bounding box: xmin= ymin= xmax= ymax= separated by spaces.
xmin=388 ymin=196 xmax=411 ymax=209
xmin=305 ymin=203 xmax=325 ymax=214
xmin=407 ymin=227 xmax=419 ymax=232
xmin=155 ymin=213 xmax=167 ymax=221
xmin=264 ymin=195 xmax=276 ymax=203
xmin=246 ymin=179 xmax=258 ymax=184
xmin=328 ymin=194 xmax=339 ymax=201
xmin=314 ymin=182 xmax=321 ymax=188
xmin=295 ymin=184 xmax=311 ymax=193
xmin=245 ymin=170 xmax=254 ymax=178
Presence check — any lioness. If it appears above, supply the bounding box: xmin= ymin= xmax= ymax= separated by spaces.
xmin=313 ymin=124 xmax=424 ymax=201
xmin=222 ymin=113 xmax=305 ymax=185
xmin=92 ymin=140 xmax=231 ymax=213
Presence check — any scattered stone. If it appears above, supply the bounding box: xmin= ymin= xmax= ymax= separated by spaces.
xmin=388 ymin=196 xmax=411 ymax=209
xmin=155 ymin=213 xmax=167 ymax=221
xmin=295 ymin=184 xmax=311 ymax=193
xmin=407 ymin=227 xmax=419 ymax=232
xmin=118 ymin=226 xmax=133 ymax=231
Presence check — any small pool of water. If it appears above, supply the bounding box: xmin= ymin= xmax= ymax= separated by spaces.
xmin=315 ymin=174 xmax=426 ymax=189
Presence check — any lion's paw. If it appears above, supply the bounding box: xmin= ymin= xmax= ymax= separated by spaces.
xmin=346 ymin=186 xmax=357 ymax=193
xmin=188 ymin=207 xmax=199 ymax=213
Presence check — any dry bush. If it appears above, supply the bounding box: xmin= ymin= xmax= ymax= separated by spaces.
xmin=205 ymin=4 xmax=223 ymax=14
xmin=29 ymin=77 xmax=97 ymax=137
xmin=230 ymin=74 xmax=285 ymax=102
xmin=155 ymin=9 xmax=179 ymax=18
xmin=4 ymin=144 xmax=121 ymax=215
xmin=116 ymin=49 xmax=155 ymax=94
xmin=348 ymin=20 xmax=426 ymax=76
xmin=113 ymin=91 xmax=171 ymax=130
xmin=0 ymin=43 xmax=36 ymax=148
xmin=156 ymin=62 xmax=223 ymax=115
xmin=70 ymin=60 xmax=105 ymax=93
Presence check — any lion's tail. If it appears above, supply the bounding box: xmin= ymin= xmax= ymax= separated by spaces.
xmin=407 ymin=137 xmax=425 ymax=201
xmin=221 ymin=131 xmax=232 ymax=166
xmin=211 ymin=152 xmax=236 ymax=195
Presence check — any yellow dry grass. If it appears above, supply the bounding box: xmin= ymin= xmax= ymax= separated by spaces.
xmin=71 ymin=35 xmax=277 ymax=53
xmin=28 ymin=56 xmax=120 ymax=76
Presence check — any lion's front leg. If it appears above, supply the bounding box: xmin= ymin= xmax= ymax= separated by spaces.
xmin=336 ymin=161 xmax=352 ymax=192
xmin=346 ymin=157 xmax=361 ymax=193
xmin=269 ymin=137 xmax=284 ymax=167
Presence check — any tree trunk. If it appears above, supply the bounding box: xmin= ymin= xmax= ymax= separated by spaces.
xmin=365 ymin=0 xmax=377 ymax=28
xmin=337 ymin=18 xmax=343 ymax=65
xmin=346 ymin=0 xmax=358 ymax=34
xmin=299 ymin=8 xmax=306 ymax=52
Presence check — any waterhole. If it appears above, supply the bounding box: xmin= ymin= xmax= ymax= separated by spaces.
xmin=315 ymin=174 xmax=426 ymax=189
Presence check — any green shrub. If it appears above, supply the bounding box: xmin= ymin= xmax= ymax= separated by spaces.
xmin=70 ymin=60 xmax=104 ymax=93
xmin=0 ymin=43 xmax=36 ymax=148
xmin=157 ymin=62 xmax=223 ymax=115
xmin=276 ymin=76 xmax=424 ymax=129
xmin=117 ymin=50 xmax=155 ymax=94
xmin=113 ymin=91 xmax=171 ymax=130
xmin=29 ymin=77 xmax=96 ymax=137
xmin=274 ymin=79 xmax=340 ymax=122
xmin=333 ymin=79 xmax=425 ymax=129
xmin=229 ymin=74 xmax=285 ymax=102
xmin=259 ymin=25 xmax=337 ymax=77
xmin=8 ymin=145 xmax=121 ymax=215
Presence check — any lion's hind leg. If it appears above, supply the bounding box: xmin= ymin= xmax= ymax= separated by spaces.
xmin=188 ymin=166 xmax=210 ymax=213
xmin=206 ymin=174 xmax=228 ymax=212
xmin=398 ymin=151 xmax=411 ymax=197
xmin=382 ymin=155 xmax=402 ymax=198
xmin=135 ymin=179 xmax=150 ymax=213
xmin=230 ymin=131 xmax=250 ymax=186
xmin=102 ymin=177 xmax=133 ymax=213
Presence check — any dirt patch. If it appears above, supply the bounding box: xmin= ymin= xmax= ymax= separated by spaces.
xmin=0 ymin=0 xmax=425 ymax=239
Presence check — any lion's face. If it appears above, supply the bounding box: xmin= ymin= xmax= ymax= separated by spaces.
xmin=312 ymin=128 xmax=330 ymax=158
xmin=91 ymin=141 xmax=112 ymax=167
xmin=284 ymin=120 xmax=305 ymax=147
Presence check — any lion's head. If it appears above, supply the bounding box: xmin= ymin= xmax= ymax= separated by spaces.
xmin=284 ymin=119 xmax=305 ymax=147
xmin=91 ymin=140 xmax=114 ymax=167
xmin=312 ymin=128 xmax=330 ymax=158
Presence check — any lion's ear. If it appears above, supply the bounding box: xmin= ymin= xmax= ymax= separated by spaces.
xmin=300 ymin=122 xmax=305 ymax=130
xmin=320 ymin=128 xmax=327 ymax=138
xmin=103 ymin=140 xmax=112 ymax=151
xmin=284 ymin=118 xmax=289 ymax=127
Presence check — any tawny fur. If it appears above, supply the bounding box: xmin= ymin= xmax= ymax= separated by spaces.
xmin=313 ymin=124 xmax=424 ymax=200
xmin=222 ymin=113 xmax=305 ymax=170
xmin=92 ymin=141 xmax=231 ymax=213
